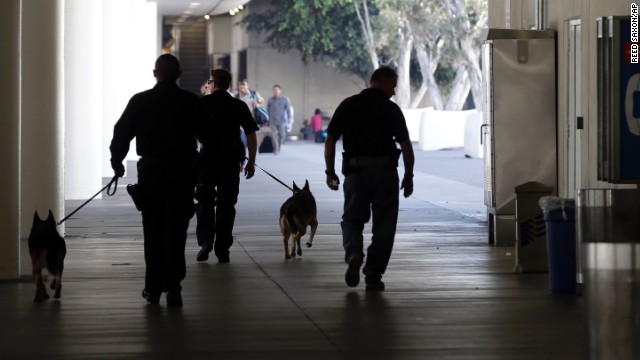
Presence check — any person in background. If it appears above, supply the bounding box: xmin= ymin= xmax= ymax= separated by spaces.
xmin=299 ymin=120 xmax=314 ymax=140
xmin=236 ymin=79 xmax=272 ymax=150
xmin=266 ymin=84 xmax=291 ymax=155
xmin=200 ymin=78 xmax=212 ymax=96
xmin=310 ymin=108 xmax=324 ymax=143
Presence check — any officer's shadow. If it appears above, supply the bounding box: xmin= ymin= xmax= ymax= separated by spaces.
xmin=338 ymin=291 xmax=399 ymax=357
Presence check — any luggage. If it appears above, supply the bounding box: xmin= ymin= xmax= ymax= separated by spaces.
xmin=259 ymin=136 xmax=274 ymax=153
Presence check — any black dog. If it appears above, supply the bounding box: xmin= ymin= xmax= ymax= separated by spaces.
xmin=28 ymin=210 xmax=66 ymax=302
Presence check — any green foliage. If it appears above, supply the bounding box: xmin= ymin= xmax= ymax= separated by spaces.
xmin=241 ymin=0 xmax=487 ymax=103
xmin=241 ymin=0 xmax=373 ymax=82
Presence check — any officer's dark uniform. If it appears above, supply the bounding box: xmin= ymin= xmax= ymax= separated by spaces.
xmin=109 ymin=80 xmax=206 ymax=297
xmin=327 ymin=87 xmax=410 ymax=284
xmin=196 ymin=89 xmax=259 ymax=262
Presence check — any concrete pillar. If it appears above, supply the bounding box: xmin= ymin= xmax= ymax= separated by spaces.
xmin=0 ymin=0 xmax=21 ymax=280
xmin=64 ymin=0 xmax=103 ymax=200
xmin=102 ymin=0 xmax=134 ymax=175
xmin=101 ymin=0 xmax=158 ymax=176
xmin=21 ymin=0 xmax=65 ymax=248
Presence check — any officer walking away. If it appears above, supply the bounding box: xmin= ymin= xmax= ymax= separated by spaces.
xmin=196 ymin=68 xmax=258 ymax=263
xmin=109 ymin=54 xmax=207 ymax=307
xmin=324 ymin=65 xmax=415 ymax=291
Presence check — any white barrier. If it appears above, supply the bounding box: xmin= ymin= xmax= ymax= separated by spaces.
xmin=402 ymin=108 xmax=483 ymax=156
xmin=463 ymin=111 xmax=484 ymax=158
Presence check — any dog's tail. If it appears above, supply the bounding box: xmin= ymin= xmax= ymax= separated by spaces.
xmin=284 ymin=205 xmax=299 ymax=234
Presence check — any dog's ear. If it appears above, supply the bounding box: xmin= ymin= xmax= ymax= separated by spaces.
xmin=303 ymin=180 xmax=310 ymax=191
xmin=293 ymin=182 xmax=300 ymax=192
xmin=46 ymin=210 xmax=56 ymax=224
xmin=32 ymin=211 xmax=41 ymax=224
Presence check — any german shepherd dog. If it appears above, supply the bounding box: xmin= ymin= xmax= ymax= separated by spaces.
xmin=279 ymin=180 xmax=318 ymax=259
xmin=28 ymin=210 xmax=66 ymax=302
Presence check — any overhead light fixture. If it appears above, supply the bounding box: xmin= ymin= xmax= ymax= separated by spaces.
xmin=229 ymin=9 xmax=236 ymax=15
xmin=239 ymin=5 xmax=243 ymax=9
xmin=204 ymin=14 xmax=210 ymax=20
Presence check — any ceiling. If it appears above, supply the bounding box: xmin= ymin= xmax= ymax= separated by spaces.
xmin=152 ymin=0 xmax=251 ymax=17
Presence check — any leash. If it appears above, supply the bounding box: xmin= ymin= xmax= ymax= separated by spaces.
xmin=57 ymin=175 xmax=119 ymax=225
xmin=247 ymin=157 xmax=293 ymax=192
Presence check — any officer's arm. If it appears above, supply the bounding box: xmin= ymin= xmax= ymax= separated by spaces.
xmin=109 ymin=99 xmax=136 ymax=177
xmin=245 ymin=132 xmax=257 ymax=179
xmin=324 ymin=135 xmax=340 ymax=190
xmin=399 ymin=139 xmax=414 ymax=197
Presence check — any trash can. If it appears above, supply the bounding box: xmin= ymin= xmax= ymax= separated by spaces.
xmin=514 ymin=182 xmax=554 ymax=273
xmin=539 ymin=196 xmax=576 ymax=294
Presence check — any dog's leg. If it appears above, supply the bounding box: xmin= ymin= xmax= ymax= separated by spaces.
xmin=52 ymin=269 xmax=63 ymax=299
xmin=306 ymin=218 xmax=318 ymax=248
xmin=280 ymin=215 xmax=292 ymax=259
xmin=296 ymin=229 xmax=306 ymax=256
xmin=290 ymin=233 xmax=298 ymax=258
xmin=32 ymin=266 xmax=49 ymax=302
xmin=283 ymin=235 xmax=292 ymax=259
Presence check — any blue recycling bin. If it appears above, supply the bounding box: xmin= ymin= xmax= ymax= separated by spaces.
xmin=541 ymin=198 xmax=576 ymax=294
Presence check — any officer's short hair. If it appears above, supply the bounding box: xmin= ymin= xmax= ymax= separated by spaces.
xmin=155 ymin=54 xmax=181 ymax=80
xmin=211 ymin=68 xmax=232 ymax=90
xmin=370 ymin=66 xmax=398 ymax=83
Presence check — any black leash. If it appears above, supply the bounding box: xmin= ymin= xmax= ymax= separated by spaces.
xmin=248 ymin=157 xmax=293 ymax=192
xmin=57 ymin=175 xmax=119 ymax=225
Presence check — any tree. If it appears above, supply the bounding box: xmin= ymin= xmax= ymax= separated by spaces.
xmin=241 ymin=0 xmax=373 ymax=85
xmin=242 ymin=0 xmax=487 ymax=110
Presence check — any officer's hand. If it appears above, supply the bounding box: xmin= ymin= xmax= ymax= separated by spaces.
xmin=244 ymin=162 xmax=255 ymax=179
xmin=326 ymin=173 xmax=340 ymax=191
xmin=400 ymin=175 xmax=413 ymax=198
xmin=113 ymin=163 xmax=125 ymax=178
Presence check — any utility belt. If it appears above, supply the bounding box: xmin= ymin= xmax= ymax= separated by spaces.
xmin=341 ymin=150 xmax=401 ymax=174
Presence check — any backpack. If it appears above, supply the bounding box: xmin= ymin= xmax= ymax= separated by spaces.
xmin=238 ymin=90 xmax=269 ymax=126
xmin=253 ymin=107 xmax=269 ymax=126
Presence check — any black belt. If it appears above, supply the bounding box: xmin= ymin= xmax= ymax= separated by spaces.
xmin=347 ymin=156 xmax=395 ymax=167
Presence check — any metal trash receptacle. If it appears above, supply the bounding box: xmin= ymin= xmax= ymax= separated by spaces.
xmin=514 ymin=182 xmax=554 ymax=273
xmin=539 ymin=196 xmax=576 ymax=293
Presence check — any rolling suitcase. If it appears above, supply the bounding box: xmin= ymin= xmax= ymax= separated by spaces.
xmin=259 ymin=136 xmax=274 ymax=153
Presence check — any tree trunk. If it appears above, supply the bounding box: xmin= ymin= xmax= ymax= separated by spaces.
xmin=395 ymin=28 xmax=413 ymax=108
xmin=413 ymin=40 xmax=444 ymax=110
xmin=449 ymin=0 xmax=485 ymax=109
xmin=445 ymin=65 xmax=471 ymax=110
xmin=354 ymin=0 xmax=379 ymax=70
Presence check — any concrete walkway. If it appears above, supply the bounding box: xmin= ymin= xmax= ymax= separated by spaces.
xmin=0 ymin=141 xmax=585 ymax=359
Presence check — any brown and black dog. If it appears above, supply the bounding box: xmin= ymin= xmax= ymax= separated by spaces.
xmin=279 ymin=180 xmax=318 ymax=259
xmin=28 ymin=210 xmax=66 ymax=302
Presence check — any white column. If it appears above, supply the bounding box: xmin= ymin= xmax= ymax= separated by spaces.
xmin=102 ymin=0 xmax=134 ymax=175
xmin=21 ymin=0 xmax=65 ymax=243
xmin=64 ymin=0 xmax=103 ymax=200
xmin=0 ymin=0 xmax=21 ymax=280
xmin=101 ymin=0 xmax=158 ymax=175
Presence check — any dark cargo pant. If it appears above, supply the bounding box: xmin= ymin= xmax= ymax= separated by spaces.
xmin=341 ymin=165 xmax=399 ymax=284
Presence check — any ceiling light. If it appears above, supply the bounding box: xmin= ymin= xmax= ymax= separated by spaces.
xmin=204 ymin=14 xmax=210 ymax=20
xmin=239 ymin=5 xmax=244 ymax=9
xmin=230 ymin=10 xmax=236 ymax=15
